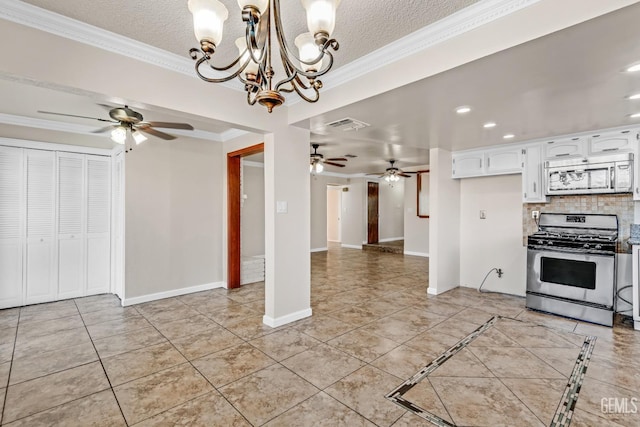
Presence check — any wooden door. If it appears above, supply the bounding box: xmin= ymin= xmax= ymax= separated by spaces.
xmin=367 ymin=182 xmax=379 ymax=244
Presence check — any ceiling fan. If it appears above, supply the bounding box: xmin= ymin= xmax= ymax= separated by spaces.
xmin=310 ymin=143 xmax=348 ymax=173
xmin=367 ymin=160 xmax=417 ymax=182
xmin=38 ymin=104 xmax=194 ymax=150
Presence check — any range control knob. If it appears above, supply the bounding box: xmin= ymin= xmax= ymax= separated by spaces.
xmin=595 ymin=244 xmax=602 ymax=250
xmin=537 ymin=240 xmax=544 ymax=245
xmin=583 ymin=243 xmax=590 ymax=249
xmin=548 ymin=241 xmax=553 ymax=245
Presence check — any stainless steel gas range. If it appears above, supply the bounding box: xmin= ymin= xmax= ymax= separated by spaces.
xmin=526 ymin=213 xmax=618 ymax=327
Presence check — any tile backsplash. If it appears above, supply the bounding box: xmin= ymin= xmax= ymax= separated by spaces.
xmin=523 ymin=194 xmax=634 ymax=253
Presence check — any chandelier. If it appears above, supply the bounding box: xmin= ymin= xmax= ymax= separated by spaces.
xmin=187 ymin=0 xmax=341 ymax=113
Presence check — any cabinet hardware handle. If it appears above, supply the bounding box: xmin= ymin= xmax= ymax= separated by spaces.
xmin=40 ymin=238 xmax=44 ymax=242
xmin=533 ymin=182 xmax=537 ymax=193
xmin=555 ymin=153 xmax=570 ymax=157
xmin=487 ymin=158 xmax=490 ymax=168
xmin=603 ymin=148 xmax=618 ymax=152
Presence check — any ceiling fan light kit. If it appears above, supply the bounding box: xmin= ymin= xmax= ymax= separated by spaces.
xmin=309 ymin=143 xmax=347 ymax=173
xmin=187 ymin=0 xmax=341 ymax=113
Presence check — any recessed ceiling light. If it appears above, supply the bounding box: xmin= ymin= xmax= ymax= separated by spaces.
xmin=627 ymin=64 xmax=640 ymax=72
xmin=630 ymin=113 xmax=640 ymax=118
xmin=455 ymin=106 xmax=471 ymax=114
xmin=483 ymin=122 xmax=497 ymax=128
xmin=503 ymin=134 xmax=515 ymax=139
xmin=629 ymin=93 xmax=640 ymax=100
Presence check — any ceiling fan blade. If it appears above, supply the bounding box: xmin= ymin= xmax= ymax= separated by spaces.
xmin=398 ymin=173 xmax=412 ymax=178
xmin=38 ymin=110 xmax=116 ymax=123
xmin=144 ymin=121 xmax=194 ymax=130
xmin=91 ymin=125 xmax=116 ymax=134
xmin=324 ymin=161 xmax=346 ymax=167
xmin=326 ymin=157 xmax=348 ymax=162
xmin=96 ymin=103 xmax=116 ymax=111
xmin=400 ymin=170 xmax=418 ymax=174
xmin=138 ymin=126 xmax=176 ymax=140
xmin=366 ymin=172 xmax=385 ymax=176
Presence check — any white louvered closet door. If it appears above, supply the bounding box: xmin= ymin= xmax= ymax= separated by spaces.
xmin=112 ymin=152 xmax=124 ymax=298
xmin=25 ymin=149 xmax=56 ymax=304
xmin=57 ymin=153 xmax=85 ymax=299
xmin=86 ymin=155 xmax=111 ymax=294
xmin=0 ymin=146 xmax=24 ymax=308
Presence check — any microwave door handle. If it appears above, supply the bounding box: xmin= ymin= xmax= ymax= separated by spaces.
xmin=610 ymin=166 xmax=615 ymax=189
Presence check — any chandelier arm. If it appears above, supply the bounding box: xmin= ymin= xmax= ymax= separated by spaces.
xmin=190 ymin=47 xmax=246 ymax=73
xmin=192 ymin=55 xmax=249 ymax=84
xmin=245 ymin=13 xmax=267 ymax=66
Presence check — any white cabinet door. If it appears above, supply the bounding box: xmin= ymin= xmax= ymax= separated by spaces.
xmin=452 ymin=152 xmax=484 ymax=178
xmin=57 ymin=153 xmax=85 ymax=299
xmin=543 ymin=137 xmax=587 ymax=159
xmin=0 ymin=146 xmax=24 ymax=308
xmin=25 ymin=149 xmax=56 ymax=304
xmin=522 ymin=145 xmax=547 ymax=203
xmin=485 ymin=148 xmax=522 ymax=175
xmin=86 ymin=156 xmax=111 ymax=294
xmin=589 ymin=130 xmax=636 ymax=154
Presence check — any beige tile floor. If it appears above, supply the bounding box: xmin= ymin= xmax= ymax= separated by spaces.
xmin=0 ymin=245 xmax=639 ymax=426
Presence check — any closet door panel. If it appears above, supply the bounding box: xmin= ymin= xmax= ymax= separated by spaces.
xmin=0 ymin=146 xmax=24 ymax=308
xmin=57 ymin=154 xmax=85 ymax=298
xmin=25 ymin=150 xmax=56 ymax=304
xmin=86 ymin=156 xmax=110 ymax=293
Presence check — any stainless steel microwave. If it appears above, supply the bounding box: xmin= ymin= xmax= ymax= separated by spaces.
xmin=545 ymin=153 xmax=633 ymax=195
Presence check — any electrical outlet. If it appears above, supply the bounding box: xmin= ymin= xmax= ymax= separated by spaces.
xmin=480 ymin=210 xmax=487 ymax=219
xmin=497 ymin=268 xmax=503 ymax=278
xmin=532 ymin=211 xmax=540 ymax=219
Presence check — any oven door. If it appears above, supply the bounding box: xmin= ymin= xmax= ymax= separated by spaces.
xmin=526 ymin=248 xmax=614 ymax=307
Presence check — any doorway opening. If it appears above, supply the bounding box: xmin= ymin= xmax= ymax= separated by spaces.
xmin=327 ymin=185 xmax=342 ymax=243
xmin=227 ymin=143 xmax=264 ymax=289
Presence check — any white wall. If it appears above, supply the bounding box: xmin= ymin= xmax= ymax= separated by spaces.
xmin=404 ymin=173 xmax=429 ymax=256
xmin=241 ymin=163 xmax=265 ymax=257
xmin=378 ymin=179 xmax=404 ymax=241
xmin=125 ymin=138 xmax=223 ymax=299
xmin=459 ymin=174 xmax=526 ymax=296
xmin=310 ymin=174 xmax=347 ymax=251
xmin=429 ymin=148 xmax=460 ymax=295
xmin=341 ymin=178 xmax=365 ymax=248
xmin=327 ymin=187 xmax=341 ymax=243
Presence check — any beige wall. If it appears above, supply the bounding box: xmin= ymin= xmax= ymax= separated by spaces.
xmin=459 ymin=174 xmax=526 ymax=296
xmin=378 ymin=180 xmax=405 ymax=241
xmin=125 ymin=138 xmax=223 ymax=299
xmin=404 ymin=173 xmax=429 ymax=256
xmin=241 ymin=164 xmax=265 ymax=257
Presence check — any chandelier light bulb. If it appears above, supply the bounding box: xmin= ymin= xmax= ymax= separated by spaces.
xmin=235 ymin=37 xmax=260 ymax=76
xmin=188 ymin=0 xmax=229 ymax=48
xmin=237 ymin=0 xmax=268 ymax=14
xmin=295 ymin=33 xmax=323 ymax=72
xmin=132 ymin=130 xmax=147 ymax=145
xmin=301 ymin=0 xmax=341 ymax=38
xmin=316 ymin=162 xmax=324 ymax=173
xmin=110 ymin=126 xmax=127 ymax=144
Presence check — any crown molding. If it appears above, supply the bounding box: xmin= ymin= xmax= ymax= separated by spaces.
xmin=0 ymin=113 xmax=237 ymax=143
xmin=0 ymin=0 xmax=243 ymax=92
xmin=290 ymin=0 xmax=540 ymax=104
xmin=0 ymin=136 xmax=113 ymax=156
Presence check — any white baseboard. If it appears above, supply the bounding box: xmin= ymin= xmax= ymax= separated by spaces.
xmin=404 ymin=251 xmax=429 ymax=257
xmin=379 ymin=237 xmax=404 ymax=242
xmin=327 ymin=239 xmax=340 ymax=243
xmin=263 ymin=307 xmax=312 ymax=328
xmin=122 ymin=282 xmax=225 ymax=306
xmin=310 ymin=247 xmax=328 ymax=253
xmin=341 ymin=244 xmax=362 ymax=250
xmin=427 ymin=287 xmax=440 ymax=295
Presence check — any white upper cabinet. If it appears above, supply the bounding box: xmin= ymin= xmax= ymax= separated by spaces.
xmin=543 ymin=137 xmax=587 ymax=160
xmin=452 ymin=146 xmax=522 ymax=178
xmin=0 ymin=146 xmax=24 ymax=308
xmin=452 ymin=151 xmax=484 ymax=178
xmin=485 ymin=148 xmax=522 ymax=175
xmin=589 ymin=130 xmax=637 ymax=154
xmin=522 ymin=145 xmax=547 ymax=203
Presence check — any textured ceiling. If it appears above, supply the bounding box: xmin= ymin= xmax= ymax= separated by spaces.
xmin=22 ymin=0 xmax=479 ymax=69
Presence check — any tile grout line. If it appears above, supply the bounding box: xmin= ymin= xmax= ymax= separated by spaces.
xmin=0 ymin=309 xmax=21 ymax=426
xmin=73 ymin=299 xmax=130 ymax=427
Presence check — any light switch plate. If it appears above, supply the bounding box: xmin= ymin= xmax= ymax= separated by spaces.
xmin=276 ymin=201 xmax=288 ymax=214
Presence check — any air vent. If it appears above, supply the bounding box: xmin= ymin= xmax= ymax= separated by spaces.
xmin=344 ymin=154 xmax=358 ymax=158
xmin=325 ymin=117 xmax=370 ymax=132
